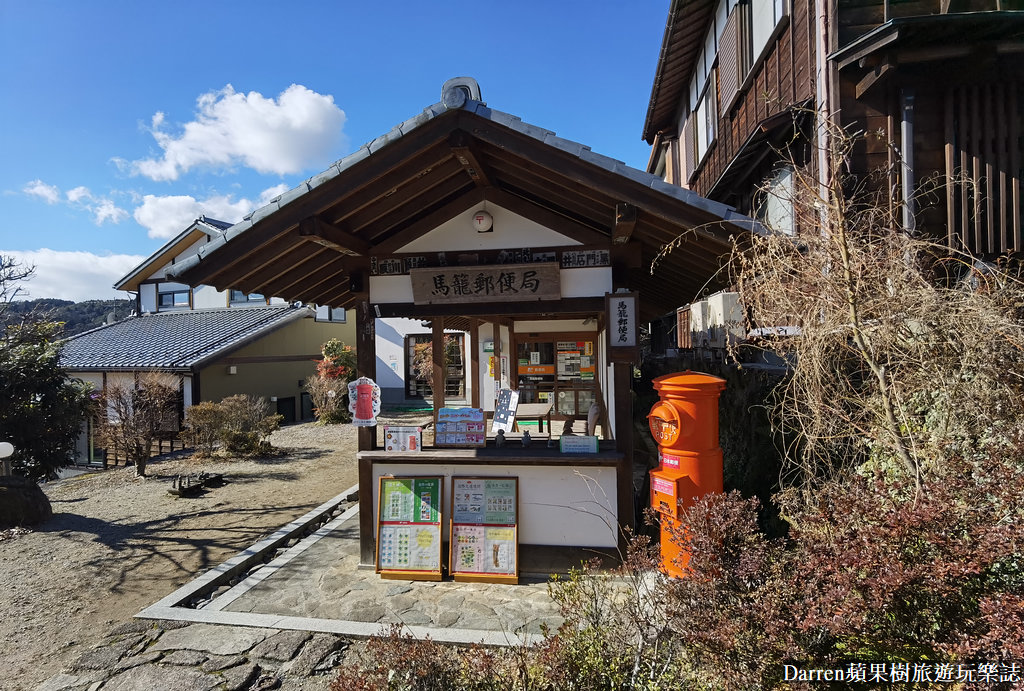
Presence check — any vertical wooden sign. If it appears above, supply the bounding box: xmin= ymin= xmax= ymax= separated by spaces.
xmin=449 ymin=477 xmax=519 ymax=584
xmin=376 ymin=476 xmax=443 ymax=581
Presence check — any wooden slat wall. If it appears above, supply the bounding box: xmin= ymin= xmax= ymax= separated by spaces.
xmin=688 ymin=0 xmax=816 ymax=200
xmin=837 ymin=0 xmax=1003 ymax=44
xmin=945 ymin=82 xmax=1023 ymax=255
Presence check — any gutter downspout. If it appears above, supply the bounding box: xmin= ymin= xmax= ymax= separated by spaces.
xmin=900 ymin=88 xmax=917 ymax=232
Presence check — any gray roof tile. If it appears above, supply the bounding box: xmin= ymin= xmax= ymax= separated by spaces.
xmin=61 ymin=305 xmax=312 ymax=371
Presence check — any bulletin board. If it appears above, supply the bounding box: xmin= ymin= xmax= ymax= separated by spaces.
xmin=376 ymin=476 xmax=443 ymax=581
xmin=449 ymin=477 xmax=519 ymax=584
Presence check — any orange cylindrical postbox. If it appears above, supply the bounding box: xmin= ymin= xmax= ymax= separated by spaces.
xmin=648 ymin=371 xmax=726 ymax=577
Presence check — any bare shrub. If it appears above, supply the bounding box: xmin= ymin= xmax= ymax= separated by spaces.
xmin=217 ymin=394 xmax=282 ymax=455
xmin=182 ymin=401 xmax=225 ymax=457
xmin=97 ymin=373 xmax=179 ymax=477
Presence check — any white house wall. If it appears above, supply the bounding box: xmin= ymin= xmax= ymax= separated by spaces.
xmin=192 ymin=284 xmax=226 ymax=309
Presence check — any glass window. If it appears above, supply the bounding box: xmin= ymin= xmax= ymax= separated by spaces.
xmin=755 ymin=165 xmax=797 ymax=236
xmin=158 ymin=290 xmax=189 ymax=309
xmin=230 ymin=290 xmax=265 ymax=303
xmin=315 ymin=306 xmax=347 ymax=323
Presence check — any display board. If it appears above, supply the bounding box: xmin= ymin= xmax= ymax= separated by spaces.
xmin=449 ymin=477 xmax=519 ymax=584
xmin=435 ymin=407 xmax=486 ymax=447
xmin=491 ymin=389 xmax=520 ymax=435
xmin=384 ymin=426 xmax=422 ymax=452
xmin=376 ymin=476 xmax=443 ymax=581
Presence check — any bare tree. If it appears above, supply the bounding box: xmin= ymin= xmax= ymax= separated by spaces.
xmin=98 ymin=373 xmax=180 ymax=477
xmin=665 ymin=119 xmax=1024 ymax=498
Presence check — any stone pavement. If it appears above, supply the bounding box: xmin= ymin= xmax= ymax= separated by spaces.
xmin=37 ymin=486 xmax=569 ymax=690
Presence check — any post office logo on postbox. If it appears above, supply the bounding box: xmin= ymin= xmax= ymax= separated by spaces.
xmin=648 ymin=401 xmax=681 ymax=446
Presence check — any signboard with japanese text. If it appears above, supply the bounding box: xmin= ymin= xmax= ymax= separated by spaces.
xmin=435 ymin=407 xmax=487 ymax=447
xmin=369 ymin=247 xmax=611 ymax=276
xmin=410 ymin=263 xmax=560 ymax=305
xmin=376 ymin=476 xmax=443 ymax=581
xmin=384 ymin=426 xmax=422 ymax=452
xmin=449 ymin=477 xmax=519 ymax=584
xmin=605 ymin=292 xmax=639 ymax=361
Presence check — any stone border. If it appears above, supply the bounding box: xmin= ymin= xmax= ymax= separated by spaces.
xmin=136 ymin=484 xmax=542 ymax=648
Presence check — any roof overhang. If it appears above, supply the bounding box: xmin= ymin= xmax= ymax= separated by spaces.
xmin=115 ymin=217 xmax=228 ymax=292
xmin=642 ymin=0 xmax=716 ymax=145
xmin=173 ymin=95 xmax=760 ymax=321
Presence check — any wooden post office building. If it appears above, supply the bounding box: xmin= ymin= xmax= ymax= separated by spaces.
xmin=171 ymin=78 xmax=758 ymax=567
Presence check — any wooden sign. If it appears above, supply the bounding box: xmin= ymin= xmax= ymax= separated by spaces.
xmin=449 ymin=477 xmax=519 ymax=584
xmin=606 ymin=292 xmax=639 ymax=361
xmin=410 ymin=262 xmax=560 ymax=305
xmin=491 ymin=388 xmax=519 ymax=435
xmin=376 ymin=476 xmax=443 ymax=581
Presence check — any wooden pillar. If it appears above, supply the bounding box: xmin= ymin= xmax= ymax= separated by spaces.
xmin=492 ymin=320 xmax=503 ymax=395
xmin=613 ymin=361 xmax=635 ymax=555
xmin=355 ymin=298 xmax=376 ymax=453
xmin=432 ymin=318 xmax=446 ymax=423
xmin=469 ymin=319 xmax=480 ymax=408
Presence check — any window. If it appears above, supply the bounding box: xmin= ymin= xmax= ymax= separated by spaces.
xmin=158 ymin=290 xmax=189 ymax=309
xmin=230 ymin=290 xmax=265 ymax=304
xmin=732 ymin=0 xmax=788 ymax=80
xmin=405 ymin=334 xmax=465 ymax=400
xmin=315 ymin=306 xmax=347 ymax=323
xmin=755 ymin=165 xmax=796 ymax=236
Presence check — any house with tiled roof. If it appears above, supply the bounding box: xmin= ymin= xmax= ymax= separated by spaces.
xmin=63 ymin=217 xmax=355 ymax=464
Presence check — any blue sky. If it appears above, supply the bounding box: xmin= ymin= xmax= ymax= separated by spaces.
xmin=0 ymin=0 xmax=670 ymax=301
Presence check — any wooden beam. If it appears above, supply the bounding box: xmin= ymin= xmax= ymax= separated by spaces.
xmin=356 ymin=298 xmax=377 ymax=454
xmin=855 ymin=59 xmax=893 ymax=99
xmin=613 ymin=203 xmax=637 ymax=245
xmin=613 ymin=361 xmax=634 ymax=554
xmin=371 ymin=187 xmax=486 ymax=255
xmin=449 ymin=130 xmax=493 ymax=187
xmin=484 ymin=187 xmax=610 ymax=245
xmin=462 ymin=113 xmax=737 ymax=246
xmin=432 ymin=318 xmax=446 ymax=423
xmin=177 ymin=112 xmax=459 ymax=287
xmin=299 ymin=216 xmax=372 ymax=256
xmin=469 ymin=319 xmax=480 ymax=408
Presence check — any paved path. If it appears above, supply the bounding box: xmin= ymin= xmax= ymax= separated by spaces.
xmin=37 ymin=488 xmax=567 ymax=690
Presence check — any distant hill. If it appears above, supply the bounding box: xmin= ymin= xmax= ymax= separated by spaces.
xmin=1 ymin=298 xmax=134 ymax=336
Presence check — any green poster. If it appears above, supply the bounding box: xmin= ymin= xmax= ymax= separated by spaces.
xmin=483 ymin=478 xmax=517 ymax=525
xmin=379 ymin=477 xmax=440 ymax=524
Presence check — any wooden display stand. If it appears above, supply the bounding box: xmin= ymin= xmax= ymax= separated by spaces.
xmin=449 ymin=476 xmax=519 ymax=584
xmin=376 ymin=476 xmax=443 ymax=581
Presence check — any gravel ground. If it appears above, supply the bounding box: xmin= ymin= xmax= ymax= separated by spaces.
xmin=0 ymin=417 xmax=432 ymax=690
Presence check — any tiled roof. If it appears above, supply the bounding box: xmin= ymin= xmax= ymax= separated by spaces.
xmin=170 ymin=79 xmax=760 ymax=283
xmin=61 ymin=304 xmax=313 ymax=371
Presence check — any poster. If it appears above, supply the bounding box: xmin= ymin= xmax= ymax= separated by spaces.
xmin=384 ymin=426 xmax=422 ymax=452
xmin=491 ymin=389 xmax=519 ymax=435
xmin=348 ymin=377 xmax=381 ymax=426
xmin=376 ymin=476 xmax=443 ymax=580
xmin=450 ymin=477 xmax=519 ymax=582
xmin=435 ymin=407 xmax=486 ymax=447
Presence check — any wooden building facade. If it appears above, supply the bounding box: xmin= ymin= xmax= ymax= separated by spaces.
xmin=644 ymin=0 xmax=1024 ymax=258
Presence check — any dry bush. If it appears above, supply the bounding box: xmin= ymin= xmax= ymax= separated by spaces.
xmin=97 ymin=373 xmax=179 ymax=477
xmin=182 ymin=401 xmax=226 ymax=457
xmin=716 ymin=121 xmax=1024 ymax=494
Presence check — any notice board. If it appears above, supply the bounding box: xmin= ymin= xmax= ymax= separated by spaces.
xmin=491 ymin=388 xmax=519 ymax=435
xmin=449 ymin=477 xmax=519 ymax=584
xmin=376 ymin=476 xmax=443 ymax=581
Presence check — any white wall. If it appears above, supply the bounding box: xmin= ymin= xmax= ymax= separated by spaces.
xmin=192 ymin=284 xmax=226 ymax=309
xmin=398 ymin=204 xmax=582 ymax=253
xmin=372 ymin=463 xmax=618 ymax=547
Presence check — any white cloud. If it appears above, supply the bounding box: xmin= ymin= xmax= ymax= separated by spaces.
xmin=2 ymin=249 xmax=145 ymax=302
xmin=66 ymin=186 xmax=91 ymax=203
xmin=130 ymin=84 xmax=347 ymax=181
xmin=132 ymin=184 xmax=291 ymax=239
xmin=23 ymin=181 xmax=129 ymax=225
xmin=24 ymin=179 xmax=60 ymax=204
